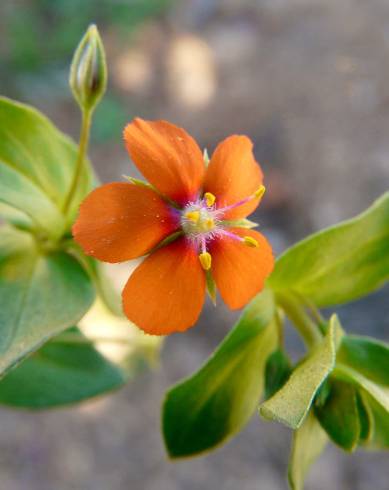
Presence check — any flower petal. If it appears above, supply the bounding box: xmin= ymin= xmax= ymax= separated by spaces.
xmin=209 ymin=228 xmax=274 ymax=309
xmin=123 ymin=118 xmax=205 ymax=205
xmin=204 ymin=135 xmax=263 ymax=219
xmin=122 ymin=238 xmax=206 ymax=335
xmin=73 ymin=182 xmax=177 ymax=263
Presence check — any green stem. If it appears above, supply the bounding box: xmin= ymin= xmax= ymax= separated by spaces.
xmin=295 ymin=292 xmax=327 ymax=333
xmin=62 ymin=109 xmax=92 ymax=216
xmin=275 ymin=307 xmax=285 ymax=348
xmin=276 ymin=292 xmax=323 ymax=349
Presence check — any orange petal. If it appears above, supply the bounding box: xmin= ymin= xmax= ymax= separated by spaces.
xmin=122 ymin=238 xmax=206 ymax=335
xmin=72 ymin=182 xmax=177 ymax=263
xmin=123 ymin=118 xmax=205 ymax=205
xmin=204 ymin=135 xmax=264 ymax=219
xmin=209 ymin=228 xmax=274 ymax=309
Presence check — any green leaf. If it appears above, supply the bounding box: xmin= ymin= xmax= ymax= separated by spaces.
xmin=0 ymin=226 xmax=94 ymax=376
xmin=288 ymin=411 xmax=328 ymax=490
xmin=0 ymin=202 xmax=33 ymax=230
xmin=0 ymin=97 xmax=92 ymax=236
xmin=269 ymin=193 xmax=389 ymax=307
xmin=260 ymin=315 xmax=341 ymax=429
xmin=356 ymin=392 xmax=373 ymax=443
xmin=0 ymin=327 xmax=125 ymax=408
xmin=333 ymin=365 xmax=389 ymax=419
xmin=163 ymin=289 xmax=277 ymax=458
xmin=333 ymin=363 xmax=389 ymax=450
xmin=314 ymin=379 xmax=360 ymax=451
xmin=333 ymin=363 xmax=389 ymax=424
xmin=360 ymin=391 xmax=389 ymax=450
xmin=333 ymin=334 xmax=389 ymax=447
xmin=264 ymin=348 xmax=291 ymax=399
xmin=337 ymin=335 xmax=389 ymax=386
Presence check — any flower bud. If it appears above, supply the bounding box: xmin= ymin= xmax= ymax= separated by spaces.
xmin=69 ymin=24 xmax=107 ymax=113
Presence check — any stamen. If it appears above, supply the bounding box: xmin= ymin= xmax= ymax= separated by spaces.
xmin=243 ymin=236 xmax=259 ymax=248
xmin=219 ymin=229 xmax=259 ymax=247
xmin=216 ymin=185 xmax=266 ymax=215
xmin=185 ymin=210 xmax=200 ymax=223
xmin=199 ymin=252 xmax=212 ymax=270
xmin=204 ymin=192 xmax=216 ymax=207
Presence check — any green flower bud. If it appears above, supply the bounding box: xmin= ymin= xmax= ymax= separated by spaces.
xmin=69 ymin=24 xmax=107 ymax=113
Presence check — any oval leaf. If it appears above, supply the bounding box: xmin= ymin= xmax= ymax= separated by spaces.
xmin=269 ymin=193 xmax=389 ymax=307
xmin=288 ymin=411 xmax=328 ymax=490
xmin=163 ymin=289 xmax=277 ymax=458
xmin=314 ymin=379 xmax=361 ymax=451
xmin=260 ymin=315 xmax=341 ymax=429
xmin=264 ymin=348 xmax=291 ymax=400
xmin=333 ymin=365 xmax=389 ymax=416
xmin=337 ymin=335 xmax=389 ymax=386
xmin=0 ymin=226 xmax=94 ymax=376
xmin=0 ymin=97 xmax=92 ymax=235
xmin=0 ymin=327 xmax=125 ymax=408
xmin=359 ymin=391 xmax=389 ymax=450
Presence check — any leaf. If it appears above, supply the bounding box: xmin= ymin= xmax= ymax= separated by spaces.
xmin=0 ymin=161 xmax=64 ymax=236
xmin=333 ymin=365 xmax=389 ymax=418
xmin=269 ymin=193 xmax=389 ymax=307
xmin=0 ymin=327 xmax=125 ymax=408
xmin=360 ymin=391 xmax=389 ymax=450
xmin=0 ymin=96 xmax=92 ymax=236
xmin=62 ymin=240 xmax=123 ymax=317
xmin=260 ymin=315 xmax=341 ymax=429
xmin=337 ymin=335 xmax=389 ymax=386
xmin=0 ymin=202 xmax=33 ymax=230
xmin=333 ymin=362 xmax=389 ymax=449
xmin=264 ymin=348 xmax=291 ymax=399
xmin=288 ymin=411 xmax=328 ymax=490
xmin=356 ymin=391 xmax=373 ymax=443
xmin=163 ymin=289 xmax=277 ymax=458
xmin=314 ymin=379 xmax=361 ymax=451
xmin=0 ymin=226 xmax=94 ymax=376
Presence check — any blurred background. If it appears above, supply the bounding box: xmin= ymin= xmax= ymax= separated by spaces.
xmin=0 ymin=0 xmax=388 ymax=489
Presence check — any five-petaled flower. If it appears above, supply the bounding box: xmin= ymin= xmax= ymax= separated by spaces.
xmin=73 ymin=118 xmax=274 ymax=335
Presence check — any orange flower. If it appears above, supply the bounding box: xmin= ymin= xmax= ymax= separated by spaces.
xmin=73 ymin=118 xmax=274 ymax=335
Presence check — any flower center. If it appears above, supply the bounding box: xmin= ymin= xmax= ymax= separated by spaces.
xmin=178 ymin=187 xmax=265 ymax=271
xmin=181 ymin=205 xmax=218 ymax=237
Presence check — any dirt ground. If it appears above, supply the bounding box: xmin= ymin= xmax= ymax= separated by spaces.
xmin=0 ymin=0 xmax=388 ymax=489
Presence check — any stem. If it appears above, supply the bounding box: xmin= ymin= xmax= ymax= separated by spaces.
xmin=295 ymin=292 xmax=327 ymax=333
xmin=275 ymin=307 xmax=285 ymax=348
xmin=62 ymin=109 xmax=92 ymax=216
xmin=276 ymin=292 xmax=323 ymax=349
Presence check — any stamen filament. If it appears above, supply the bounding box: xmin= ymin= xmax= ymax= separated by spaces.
xmin=216 ymin=185 xmax=266 ymax=215
xmin=219 ymin=229 xmax=259 ymax=248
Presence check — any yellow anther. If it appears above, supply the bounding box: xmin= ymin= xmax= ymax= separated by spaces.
xmin=243 ymin=236 xmax=259 ymax=248
xmin=199 ymin=252 xmax=212 ymax=270
xmin=185 ymin=210 xmax=200 ymax=222
xmin=204 ymin=192 xmax=216 ymax=207
xmin=253 ymin=185 xmax=266 ymax=200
